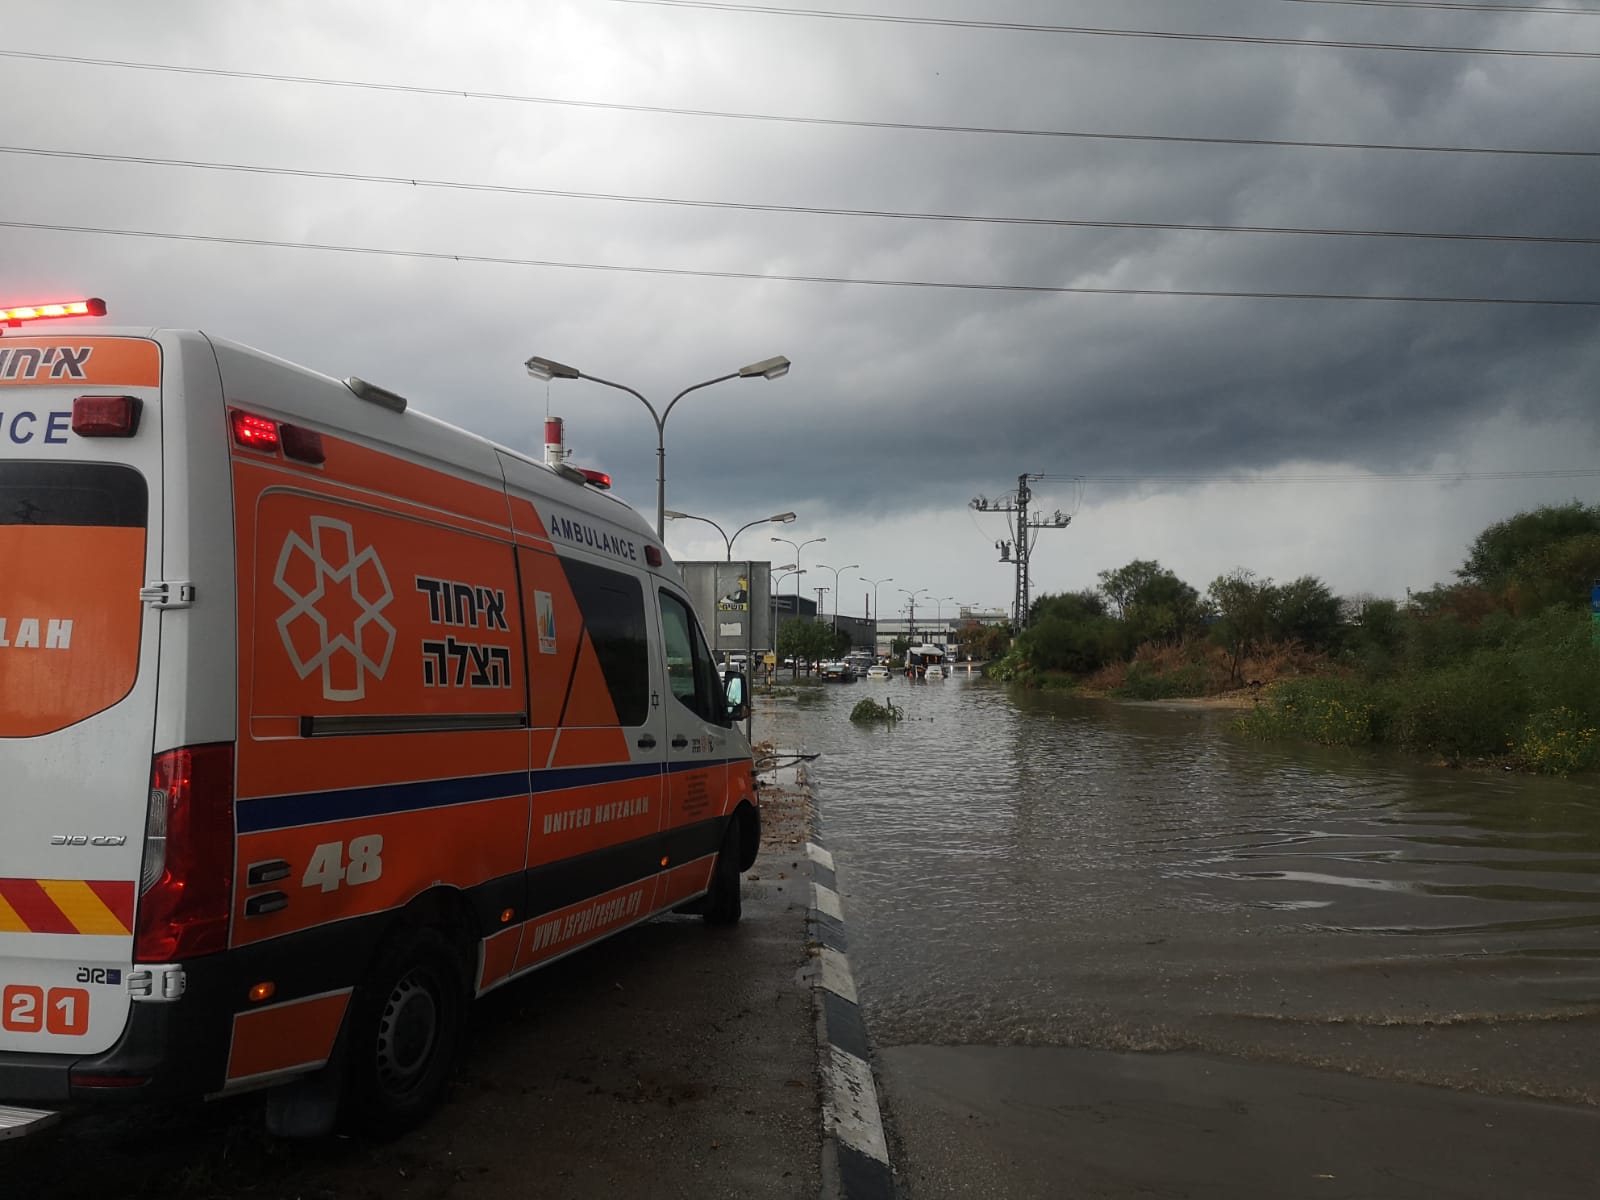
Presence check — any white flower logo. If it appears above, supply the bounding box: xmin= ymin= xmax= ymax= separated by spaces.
xmin=273 ymin=517 xmax=396 ymax=702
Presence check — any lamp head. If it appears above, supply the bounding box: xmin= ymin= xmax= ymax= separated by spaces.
xmin=663 ymin=510 xmax=690 ymax=520
xmin=770 ymin=511 xmax=797 ymax=524
xmin=738 ymin=355 xmax=791 ymax=381
xmin=525 ymin=355 xmax=581 ymax=381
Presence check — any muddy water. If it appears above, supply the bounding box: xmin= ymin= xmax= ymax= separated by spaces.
xmin=763 ymin=673 xmax=1600 ymax=1104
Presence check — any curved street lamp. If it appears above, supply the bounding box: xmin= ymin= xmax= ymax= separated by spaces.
xmin=771 ymin=564 xmax=804 ymax=677
xmin=857 ymin=575 xmax=894 ymax=629
xmin=772 ymin=535 xmax=825 ymax=620
xmin=899 ymin=586 xmax=929 ymax=642
xmin=664 ymin=509 xmax=796 ymax=560
xmin=527 ymin=353 xmax=791 ymax=538
xmin=815 ymin=562 xmax=860 ymax=630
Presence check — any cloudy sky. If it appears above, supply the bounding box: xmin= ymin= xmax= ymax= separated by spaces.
xmin=4 ymin=0 xmax=1597 ymax=622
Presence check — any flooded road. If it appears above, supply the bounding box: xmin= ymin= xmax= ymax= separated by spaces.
xmin=765 ymin=673 xmax=1600 ymax=1104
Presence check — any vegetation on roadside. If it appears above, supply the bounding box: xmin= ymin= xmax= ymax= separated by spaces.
xmin=988 ymin=502 xmax=1600 ymax=773
xmin=849 ymin=697 xmax=903 ymax=724
xmin=776 ymin=617 xmax=851 ymax=675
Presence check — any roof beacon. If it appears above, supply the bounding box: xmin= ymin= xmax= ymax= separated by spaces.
xmin=1 ymin=297 xmax=107 ymax=329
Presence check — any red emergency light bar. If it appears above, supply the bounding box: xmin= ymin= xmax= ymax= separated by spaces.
xmin=1 ymin=298 xmax=106 ymax=327
xmin=578 ymin=468 xmax=611 ymax=491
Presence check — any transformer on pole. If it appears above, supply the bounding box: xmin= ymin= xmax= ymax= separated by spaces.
xmin=970 ymin=473 xmax=1071 ymax=630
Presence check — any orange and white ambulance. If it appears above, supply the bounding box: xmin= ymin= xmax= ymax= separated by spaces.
xmin=0 ymin=302 xmax=759 ymax=1138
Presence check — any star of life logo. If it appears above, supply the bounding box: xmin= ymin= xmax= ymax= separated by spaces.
xmin=274 ymin=517 xmax=396 ymax=702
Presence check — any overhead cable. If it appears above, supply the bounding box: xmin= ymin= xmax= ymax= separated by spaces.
xmin=4 ymin=218 xmax=1598 ymax=306
xmin=1 ymin=50 xmax=1593 ymax=159
xmin=7 ymin=145 xmax=1596 ymax=247
xmin=599 ymin=0 xmax=1600 ymax=57
xmin=1032 ymin=469 xmax=1600 ymax=483
xmin=1280 ymin=0 xmax=1600 ymax=14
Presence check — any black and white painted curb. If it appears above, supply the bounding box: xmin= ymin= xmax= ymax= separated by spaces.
xmin=805 ymin=796 xmax=895 ymax=1200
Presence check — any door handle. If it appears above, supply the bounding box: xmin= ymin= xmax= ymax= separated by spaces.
xmin=671 ymin=735 xmax=689 ymax=749
xmin=637 ymin=734 xmax=657 ymax=749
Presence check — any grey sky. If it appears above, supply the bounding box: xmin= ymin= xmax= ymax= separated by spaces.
xmin=3 ymin=0 xmax=1597 ymax=619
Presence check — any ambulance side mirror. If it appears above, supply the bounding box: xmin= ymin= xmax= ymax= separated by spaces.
xmin=723 ymin=672 xmax=749 ymax=725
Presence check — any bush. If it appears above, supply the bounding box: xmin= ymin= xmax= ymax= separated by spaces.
xmin=1118 ymin=660 xmax=1208 ymax=699
xmin=1388 ymin=658 xmax=1530 ymax=759
xmin=1237 ymin=678 xmax=1385 ymax=747
xmin=1515 ymin=707 xmax=1600 ymax=775
xmin=849 ymin=697 xmax=902 ymax=724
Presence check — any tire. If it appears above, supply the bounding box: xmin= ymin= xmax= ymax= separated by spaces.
xmin=703 ymin=817 xmax=744 ymax=927
xmin=342 ymin=924 xmax=468 ymax=1137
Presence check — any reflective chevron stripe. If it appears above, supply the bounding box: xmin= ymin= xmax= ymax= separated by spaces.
xmin=0 ymin=878 xmax=135 ymax=935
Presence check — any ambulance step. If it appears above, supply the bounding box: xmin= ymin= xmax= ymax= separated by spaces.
xmin=0 ymin=1104 xmax=61 ymax=1140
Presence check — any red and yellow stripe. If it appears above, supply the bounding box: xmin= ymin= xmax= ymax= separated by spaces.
xmin=0 ymin=878 xmax=136 ymax=935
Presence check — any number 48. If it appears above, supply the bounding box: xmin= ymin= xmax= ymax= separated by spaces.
xmin=302 ymin=835 xmax=384 ymax=893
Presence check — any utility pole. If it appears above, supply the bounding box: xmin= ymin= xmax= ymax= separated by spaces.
xmin=970 ymin=473 xmax=1071 ymax=630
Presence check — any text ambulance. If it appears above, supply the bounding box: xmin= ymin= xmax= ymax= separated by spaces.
xmin=0 ymin=307 xmax=759 ymax=1138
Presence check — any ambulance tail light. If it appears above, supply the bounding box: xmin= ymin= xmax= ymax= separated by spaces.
xmin=230 ymin=412 xmax=281 ymax=453
xmin=230 ymin=411 xmax=325 ymax=464
xmin=72 ymin=395 xmax=143 ymax=438
xmin=135 ymin=744 xmax=236 ymax=963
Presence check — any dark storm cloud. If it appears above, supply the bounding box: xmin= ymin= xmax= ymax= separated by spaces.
xmin=1 ymin=0 xmax=1596 ymax=599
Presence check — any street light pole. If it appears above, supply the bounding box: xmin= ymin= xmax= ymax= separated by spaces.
xmin=663 ymin=509 xmax=797 ymax=560
xmin=931 ymin=595 xmax=955 ymax=659
xmin=815 ymin=563 xmax=860 ymax=631
xmin=899 ymin=586 xmax=929 ymax=644
xmin=857 ymin=575 xmax=893 ymax=655
xmin=773 ymin=535 xmax=825 ymax=680
xmin=526 ymin=353 xmax=790 ymax=539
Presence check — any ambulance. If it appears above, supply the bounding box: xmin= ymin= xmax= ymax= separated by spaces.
xmin=0 ymin=301 xmax=759 ymax=1139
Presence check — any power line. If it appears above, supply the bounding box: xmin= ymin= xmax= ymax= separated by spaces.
xmin=600 ymin=0 xmax=1600 ymax=57
xmin=2 ymin=50 xmax=1594 ymax=159
xmin=8 ymin=145 xmax=1596 ymax=248
xmin=5 ymin=218 xmax=1599 ymax=306
xmin=1033 ymin=469 xmax=1600 ymax=483
xmin=1282 ymin=0 xmax=1600 ymax=14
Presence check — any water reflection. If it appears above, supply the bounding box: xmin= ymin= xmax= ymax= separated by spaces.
xmin=762 ymin=676 xmax=1600 ymax=1102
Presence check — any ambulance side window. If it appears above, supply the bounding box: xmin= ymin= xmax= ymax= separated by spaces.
xmin=658 ymin=591 xmax=719 ymax=724
xmin=562 ymin=559 xmax=650 ymax=726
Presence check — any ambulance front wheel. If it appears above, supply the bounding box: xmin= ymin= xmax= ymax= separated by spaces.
xmin=704 ymin=817 xmax=745 ymax=926
xmin=344 ymin=924 xmax=469 ymax=1136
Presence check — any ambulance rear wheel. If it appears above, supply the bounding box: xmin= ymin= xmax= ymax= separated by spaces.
xmin=345 ymin=925 xmax=468 ymax=1136
xmin=704 ymin=818 xmax=744 ymax=926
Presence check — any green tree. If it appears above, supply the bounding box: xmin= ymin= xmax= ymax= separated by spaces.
xmin=777 ymin=618 xmax=840 ymax=675
xmin=1458 ymin=502 xmax=1600 ymax=589
xmin=1018 ymin=591 xmax=1124 ymax=673
xmin=1207 ymin=569 xmax=1277 ymax=684
xmin=1269 ymin=575 xmax=1342 ymax=650
xmin=1508 ymin=531 xmax=1600 ymax=613
xmin=958 ymin=622 xmax=1011 ymax=661
xmin=1096 ymin=560 xmax=1205 ymax=644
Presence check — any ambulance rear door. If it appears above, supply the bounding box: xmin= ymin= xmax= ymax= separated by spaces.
xmin=0 ymin=334 xmax=165 ymax=1061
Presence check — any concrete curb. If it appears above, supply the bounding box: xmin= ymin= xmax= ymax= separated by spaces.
xmin=802 ymin=782 xmax=895 ymax=1200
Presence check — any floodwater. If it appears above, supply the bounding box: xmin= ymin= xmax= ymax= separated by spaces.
xmin=763 ymin=672 xmax=1600 ymax=1105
